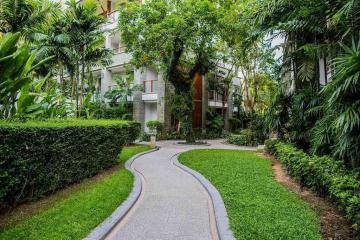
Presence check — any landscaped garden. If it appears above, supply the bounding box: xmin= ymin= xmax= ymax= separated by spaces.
xmin=179 ymin=150 xmax=321 ymax=239
xmin=0 ymin=144 xmax=151 ymax=240
xmin=1 ymin=0 xmax=360 ymax=239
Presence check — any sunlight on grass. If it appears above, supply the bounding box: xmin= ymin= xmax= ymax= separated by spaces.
xmin=179 ymin=149 xmax=321 ymax=240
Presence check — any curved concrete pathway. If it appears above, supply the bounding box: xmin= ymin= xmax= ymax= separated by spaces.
xmin=105 ymin=140 xmax=256 ymax=240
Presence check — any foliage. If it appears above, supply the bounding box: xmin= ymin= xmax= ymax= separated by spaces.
xmin=287 ymin=87 xmax=321 ymax=150
xmin=0 ymin=0 xmax=54 ymax=39
xmin=266 ymin=140 xmax=360 ymax=233
xmin=227 ymin=122 xmax=267 ymax=146
xmin=146 ymin=120 xmax=163 ymax=135
xmin=321 ymin=39 xmax=360 ymax=167
xmin=0 ymin=145 xmax=151 ymax=240
xmin=250 ymin=0 xmax=359 ymax=168
xmin=0 ymin=119 xmax=140 ymax=208
xmin=227 ymin=130 xmax=257 ymax=147
xmin=205 ymin=109 xmax=224 ymax=135
xmin=0 ymin=33 xmax=52 ymax=119
xmin=104 ymin=70 xmax=139 ymax=105
xmin=248 ymin=113 xmax=268 ymax=144
xmin=179 ymin=149 xmax=321 ymax=239
xmin=265 ymin=89 xmax=291 ymax=139
xmin=119 ymin=0 xmax=224 ymax=142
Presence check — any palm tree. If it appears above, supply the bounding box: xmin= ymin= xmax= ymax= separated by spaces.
xmin=0 ymin=0 xmax=54 ymax=40
xmin=33 ymin=15 xmax=71 ymax=94
xmin=65 ymin=0 xmax=109 ymax=116
xmin=322 ymin=38 xmax=360 ymax=167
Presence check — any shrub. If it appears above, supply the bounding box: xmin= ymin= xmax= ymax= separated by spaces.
xmin=146 ymin=120 xmax=163 ymax=134
xmin=0 ymin=119 xmax=141 ymax=209
xmin=249 ymin=114 xmax=268 ymax=144
xmin=264 ymin=139 xmax=280 ymax=154
xmin=227 ymin=129 xmax=257 ymax=146
xmin=265 ymin=139 xmax=360 ymax=233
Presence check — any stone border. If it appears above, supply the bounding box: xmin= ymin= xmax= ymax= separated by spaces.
xmin=172 ymin=154 xmax=236 ymax=240
xmin=85 ymin=146 xmax=160 ymax=240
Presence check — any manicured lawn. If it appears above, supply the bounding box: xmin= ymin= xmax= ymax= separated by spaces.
xmin=179 ymin=149 xmax=321 ymax=240
xmin=0 ymin=145 xmax=152 ymax=240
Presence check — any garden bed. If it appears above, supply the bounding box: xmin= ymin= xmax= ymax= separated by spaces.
xmin=0 ymin=144 xmax=151 ymax=240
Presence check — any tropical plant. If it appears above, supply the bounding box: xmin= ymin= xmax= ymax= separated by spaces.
xmin=32 ymin=15 xmax=71 ymax=93
xmin=0 ymin=0 xmax=55 ymax=40
xmin=64 ymin=0 xmax=111 ymax=115
xmin=104 ymin=69 xmax=141 ymax=107
xmin=0 ymin=33 xmax=52 ymax=119
xmin=321 ymin=39 xmax=360 ymax=167
xmin=265 ymin=89 xmax=292 ymax=139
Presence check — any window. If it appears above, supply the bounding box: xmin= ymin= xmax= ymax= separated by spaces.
xmin=143 ymin=80 xmax=158 ymax=93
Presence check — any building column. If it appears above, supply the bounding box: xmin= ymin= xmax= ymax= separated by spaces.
xmin=101 ymin=69 xmax=112 ymax=96
xmin=133 ymin=68 xmax=145 ymax=130
xmin=157 ymin=72 xmax=171 ymax=131
xmin=105 ymin=33 xmax=112 ymax=49
xmin=202 ymin=75 xmax=208 ymax=132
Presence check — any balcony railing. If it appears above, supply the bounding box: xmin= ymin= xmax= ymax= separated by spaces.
xmin=208 ymin=90 xmax=223 ymax=102
xmin=143 ymin=80 xmax=158 ymax=94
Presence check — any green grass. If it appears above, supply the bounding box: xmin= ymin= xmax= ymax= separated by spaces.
xmin=0 ymin=145 xmax=152 ymax=240
xmin=179 ymin=149 xmax=321 ymax=240
xmin=119 ymin=144 xmax=153 ymax=163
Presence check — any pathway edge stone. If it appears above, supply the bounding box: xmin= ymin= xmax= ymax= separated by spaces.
xmin=172 ymin=154 xmax=236 ymax=240
xmin=84 ymin=146 xmax=160 ymax=240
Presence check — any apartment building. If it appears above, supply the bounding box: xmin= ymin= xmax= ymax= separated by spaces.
xmin=84 ymin=0 xmax=241 ymax=132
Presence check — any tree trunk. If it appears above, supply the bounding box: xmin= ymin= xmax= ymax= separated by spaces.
xmin=60 ymin=64 xmax=65 ymax=95
xmin=80 ymin=50 xmax=86 ymax=108
xmin=75 ymin=64 xmax=80 ymax=117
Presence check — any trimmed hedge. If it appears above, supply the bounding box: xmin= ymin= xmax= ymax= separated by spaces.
xmin=227 ymin=129 xmax=257 ymax=146
xmin=0 ymin=119 xmax=141 ymax=209
xmin=265 ymin=139 xmax=360 ymax=233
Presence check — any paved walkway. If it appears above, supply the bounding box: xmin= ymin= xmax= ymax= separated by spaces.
xmin=105 ymin=140 xmax=256 ymax=240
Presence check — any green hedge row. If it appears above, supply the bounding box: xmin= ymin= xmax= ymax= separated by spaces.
xmin=0 ymin=119 xmax=141 ymax=209
xmin=265 ymin=139 xmax=360 ymax=233
xmin=227 ymin=130 xmax=257 ymax=147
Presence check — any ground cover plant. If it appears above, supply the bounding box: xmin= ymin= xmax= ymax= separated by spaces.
xmin=0 ymin=119 xmax=140 ymax=208
xmin=0 ymin=144 xmax=152 ymax=240
xmin=179 ymin=149 xmax=321 ymax=240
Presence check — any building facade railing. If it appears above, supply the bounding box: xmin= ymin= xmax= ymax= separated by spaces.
xmin=143 ymin=80 xmax=158 ymax=94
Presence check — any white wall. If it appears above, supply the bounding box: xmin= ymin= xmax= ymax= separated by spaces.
xmin=145 ymin=68 xmax=158 ymax=81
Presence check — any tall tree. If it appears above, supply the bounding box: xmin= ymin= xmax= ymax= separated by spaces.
xmin=120 ymin=0 xmax=223 ymax=142
xmin=64 ymin=0 xmax=111 ymax=115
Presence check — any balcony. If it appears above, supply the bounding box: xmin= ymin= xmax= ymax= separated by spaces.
xmin=208 ymin=90 xmax=227 ymax=108
xmin=142 ymin=80 xmax=158 ymax=102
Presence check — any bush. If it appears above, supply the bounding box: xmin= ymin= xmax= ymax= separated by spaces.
xmin=227 ymin=129 xmax=257 ymax=146
xmin=265 ymin=139 xmax=360 ymax=233
xmin=264 ymin=138 xmax=281 ymax=153
xmin=0 ymin=119 xmax=141 ymax=209
xmin=249 ymin=114 xmax=268 ymax=144
xmin=146 ymin=120 xmax=163 ymax=134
